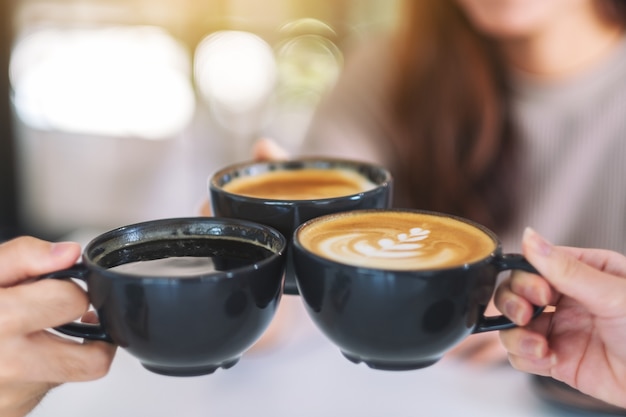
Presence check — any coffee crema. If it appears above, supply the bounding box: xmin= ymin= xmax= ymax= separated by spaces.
xmin=297 ymin=211 xmax=496 ymax=270
xmin=222 ymin=168 xmax=376 ymax=200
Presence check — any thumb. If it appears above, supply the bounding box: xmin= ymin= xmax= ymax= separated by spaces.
xmin=0 ymin=237 xmax=81 ymax=286
xmin=522 ymin=227 xmax=626 ymax=316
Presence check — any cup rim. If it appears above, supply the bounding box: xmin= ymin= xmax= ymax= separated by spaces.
xmin=293 ymin=208 xmax=501 ymax=273
xmin=82 ymin=216 xmax=287 ymax=282
xmin=208 ymin=157 xmax=393 ymax=204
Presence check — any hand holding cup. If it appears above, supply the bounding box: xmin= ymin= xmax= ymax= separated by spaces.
xmin=495 ymin=228 xmax=626 ymax=409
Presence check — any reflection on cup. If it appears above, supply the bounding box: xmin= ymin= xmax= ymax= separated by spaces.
xmin=293 ymin=209 xmax=544 ymax=370
xmin=46 ymin=217 xmax=287 ymax=377
xmin=209 ymin=158 xmax=393 ymax=294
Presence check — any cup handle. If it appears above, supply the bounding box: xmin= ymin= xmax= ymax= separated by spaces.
xmin=473 ymin=254 xmax=545 ymax=334
xmin=43 ymin=264 xmax=113 ymax=342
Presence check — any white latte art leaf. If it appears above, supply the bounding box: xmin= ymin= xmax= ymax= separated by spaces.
xmin=378 ymin=238 xmax=396 ymax=248
xmin=354 ymin=239 xmax=424 ymax=259
xmin=407 ymin=228 xmax=430 ymax=241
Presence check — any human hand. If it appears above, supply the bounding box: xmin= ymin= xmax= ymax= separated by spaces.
xmin=495 ymin=227 xmax=626 ymax=409
xmin=0 ymin=237 xmax=116 ymax=417
xmin=252 ymin=137 xmax=290 ymax=161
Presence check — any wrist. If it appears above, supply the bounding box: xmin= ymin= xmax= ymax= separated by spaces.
xmin=0 ymin=383 xmax=54 ymax=417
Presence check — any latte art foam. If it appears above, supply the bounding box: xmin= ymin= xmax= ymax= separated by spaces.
xmin=298 ymin=211 xmax=496 ymax=270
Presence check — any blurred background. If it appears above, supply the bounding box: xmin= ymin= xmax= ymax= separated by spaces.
xmin=0 ymin=0 xmax=400 ymax=242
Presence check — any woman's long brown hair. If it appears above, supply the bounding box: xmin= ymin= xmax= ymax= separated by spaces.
xmin=388 ymin=0 xmax=626 ymax=233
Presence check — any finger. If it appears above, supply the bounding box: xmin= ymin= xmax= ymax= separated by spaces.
xmin=495 ymin=268 xmax=560 ymax=325
xmin=16 ymin=331 xmax=115 ymax=383
xmin=79 ymin=311 xmax=104 ymax=347
xmin=521 ymin=228 xmax=626 ymax=317
xmin=498 ymin=312 xmax=553 ymax=358
xmin=198 ymin=200 xmax=212 ymax=216
xmin=509 ymin=270 xmax=555 ymax=306
xmin=0 ymin=279 xmax=90 ymax=335
xmin=502 ymin=315 xmax=558 ymax=377
xmin=0 ymin=237 xmax=81 ymax=287
xmin=81 ymin=310 xmax=99 ymax=324
xmin=559 ymin=246 xmax=626 ymax=277
xmin=253 ymin=138 xmax=290 ymax=161
xmin=495 ymin=278 xmax=539 ymax=325
xmin=506 ymin=352 xmax=555 ymax=377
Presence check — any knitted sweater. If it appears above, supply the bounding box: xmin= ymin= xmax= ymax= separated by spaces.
xmin=300 ymin=34 xmax=626 ymax=254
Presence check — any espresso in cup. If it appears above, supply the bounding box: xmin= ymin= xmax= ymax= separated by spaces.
xmin=47 ymin=217 xmax=286 ymax=377
xmin=293 ymin=209 xmax=543 ymax=371
xmin=210 ymin=158 xmax=393 ymax=294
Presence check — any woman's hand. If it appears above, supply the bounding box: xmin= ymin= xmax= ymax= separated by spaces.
xmin=0 ymin=237 xmax=116 ymax=417
xmin=495 ymin=227 xmax=626 ymax=409
xmin=252 ymin=138 xmax=290 ymax=161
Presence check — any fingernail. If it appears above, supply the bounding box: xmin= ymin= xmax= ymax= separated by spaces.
xmin=524 ymin=227 xmax=552 ymax=257
xmin=550 ymin=353 xmax=558 ymax=366
xmin=50 ymin=241 xmax=76 ymax=257
xmin=520 ymin=336 xmax=544 ymax=358
xmin=503 ymin=299 xmax=523 ymax=324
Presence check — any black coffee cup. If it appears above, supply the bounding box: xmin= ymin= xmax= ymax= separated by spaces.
xmin=209 ymin=158 xmax=393 ymax=295
xmin=292 ymin=209 xmax=544 ymax=371
xmin=46 ymin=217 xmax=287 ymax=377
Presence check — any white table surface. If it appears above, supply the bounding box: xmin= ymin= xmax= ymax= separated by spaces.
xmin=29 ymin=294 xmax=610 ymax=417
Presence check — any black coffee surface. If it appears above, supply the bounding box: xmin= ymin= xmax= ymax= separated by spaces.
xmin=101 ymin=238 xmax=274 ymax=277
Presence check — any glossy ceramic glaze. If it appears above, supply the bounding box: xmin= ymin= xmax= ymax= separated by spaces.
xmin=48 ymin=217 xmax=287 ymax=376
xmin=293 ymin=209 xmax=541 ymax=370
xmin=209 ymin=158 xmax=393 ymax=294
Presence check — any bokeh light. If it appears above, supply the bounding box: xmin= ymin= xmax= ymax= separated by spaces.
xmin=10 ymin=26 xmax=195 ymax=140
xmin=275 ymin=18 xmax=343 ymax=106
xmin=194 ymin=30 xmax=277 ymax=113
